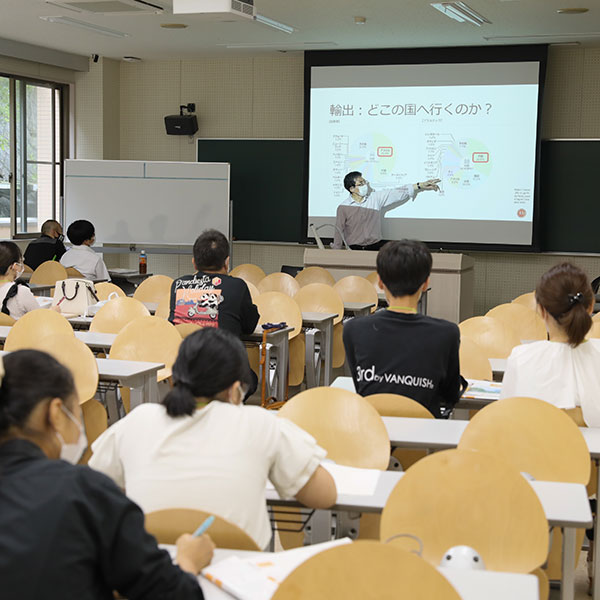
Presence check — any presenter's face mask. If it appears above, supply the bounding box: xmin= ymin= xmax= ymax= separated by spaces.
xmin=357 ymin=183 xmax=369 ymax=197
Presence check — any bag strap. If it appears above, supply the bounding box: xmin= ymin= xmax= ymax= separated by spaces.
xmin=85 ymin=282 xmax=99 ymax=303
xmin=1 ymin=283 xmax=20 ymax=316
xmin=61 ymin=280 xmax=80 ymax=301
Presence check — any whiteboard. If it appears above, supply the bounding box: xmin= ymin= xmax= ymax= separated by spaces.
xmin=64 ymin=160 xmax=230 ymax=244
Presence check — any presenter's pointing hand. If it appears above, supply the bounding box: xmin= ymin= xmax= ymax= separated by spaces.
xmin=417 ymin=178 xmax=441 ymax=192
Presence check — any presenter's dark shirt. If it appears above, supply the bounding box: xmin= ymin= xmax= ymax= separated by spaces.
xmin=24 ymin=234 xmax=67 ymax=270
xmin=0 ymin=439 xmax=204 ymax=600
xmin=343 ymin=310 xmax=461 ymax=417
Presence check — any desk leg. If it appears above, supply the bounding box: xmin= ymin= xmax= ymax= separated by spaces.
xmin=561 ymin=527 xmax=576 ymax=600
xmin=105 ymin=388 xmax=121 ymax=426
xmin=322 ymin=320 xmax=333 ymax=386
xmin=275 ymin=335 xmax=289 ymax=403
xmin=594 ymin=458 xmax=600 ymax=600
xmin=305 ymin=510 xmax=331 ymax=545
xmin=304 ymin=329 xmax=317 ymax=389
xmin=129 ymin=375 xmax=159 ymax=411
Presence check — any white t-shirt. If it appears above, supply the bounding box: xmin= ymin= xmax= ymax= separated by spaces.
xmin=60 ymin=245 xmax=110 ymax=281
xmin=89 ymin=402 xmax=326 ymax=548
xmin=500 ymin=339 xmax=600 ymax=426
xmin=0 ymin=282 xmax=40 ymax=319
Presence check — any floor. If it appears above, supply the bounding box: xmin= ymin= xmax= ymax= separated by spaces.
xmin=550 ymin=553 xmax=590 ymax=599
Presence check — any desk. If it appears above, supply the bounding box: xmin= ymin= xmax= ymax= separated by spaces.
xmin=302 ymin=312 xmax=337 ymax=387
xmin=343 ymin=302 xmax=374 ymax=318
xmin=193 ymin=547 xmax=539 ymax=600
xmin=0 ymin=325 xmax=116 ymax=353
xmin=490 ymin=358 xmax=507 ymax=380
xmin=108 ymin=270 xmax=152 ymax=295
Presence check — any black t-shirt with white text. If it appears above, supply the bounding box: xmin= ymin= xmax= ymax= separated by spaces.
xmin=343 ymin=310 xmax=461 ymax=418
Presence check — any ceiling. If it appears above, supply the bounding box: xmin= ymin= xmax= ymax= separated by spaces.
xmin=1 ymin=0 xmax=599 ymax=61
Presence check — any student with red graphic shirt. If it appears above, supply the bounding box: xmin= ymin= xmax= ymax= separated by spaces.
xmin=343 ymin=239 xmax=461 ymax=418
xmin=168 ymin=229 xmax=259 ymax=398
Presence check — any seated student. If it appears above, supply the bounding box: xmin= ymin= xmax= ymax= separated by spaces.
xmin=501 ymin=263 xmax=600 ymax=426
xmin=0 ymin=349 xmax=214 ymax=600
xmin=89 ymin=327 xmax=337 ymax=550
xmin=60 ymin=219 xmax=110 ymax=281
xmin=343 ymin=240 xmax=461 ymax=418
xmin=169 ymin=229 xmax=258 ymax=336
xmin=0 ymin=241 xmax=45 ymax=319
xmin=23 ymin=219 xmax=66 ymax=270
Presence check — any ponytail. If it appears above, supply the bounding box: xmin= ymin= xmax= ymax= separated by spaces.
xmin=535 ymin=263 xmax=594 ymax=347
xmin=163 ymin=382 xmax=197 ymax=417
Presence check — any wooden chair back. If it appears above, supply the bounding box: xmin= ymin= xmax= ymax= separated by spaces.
xmin=230 ymin=263 xmax=266 ymax=287
xmin=257 ymin=272 xmax=300 ymax=297
xmin=332 ymin=322 xmax=345 ymax=368
xmin=95 ymin=282 xmax=125 ymax=301
xmin=334 ymin=276 xmax=378 ymax=312
xmin=587 ymin=321 xmax=600 ymax=339
xmin=132 ymin=274 xmax=174 ymax=303
xmin=293 ymin=283 xmax=344 ymax=325
xmin=154 ymin=292 xmax=170 ymax=319
xmin=109 ymin=316 xmax=181 ymax=380
xmin=0 ymin=312 xmax=16 ymax=326
xmin=245 ymin=280 xmax=259 ymax=303
xmin=512 ymin=291 xmax=537 ymax=312
xmin=271 ymin=541 xmax=462 ymax=600
xmin=278 ymin=387 xmax=390 ymax=469
xmin=35 ymin=334 xmax=99 ymax=404
xmin=459 ymin=396 xmax=590 ymax=484
xmin=486 ymin=302 xmax=547 ymax=341
xmin=380 ymin=449 xmax=549 ymax=573
xmin=295 ymin=266 xmax=335 ymax=287
xmin=89 ymin=296 xmax=150 ymax=334
xmin=255 ymin=292 xmax=302 ymax=339
xmin=23 ymin=264 xmax=33 ymax=274
xmin=4 ymin=309 xmax=73 ymax=351
xmin=145 ymin=508 xmax=260 ymax=551
xmin=80 ymin=399 xmax=108 ymax=465
xmin=459 ymin=316 xmax=521 ymax=359
xmin=366 ymin=271 xmax=384 ymax=293
xmin=459 ymin=337 xmax=493 ymax=380
xmin=365 ymin=393 xmax=434 ymax=419
xmin=30 ymin=260 xmax=68 ymax=285
xmin=66 ymin=267 xmax=84 ymax=278
xmin=175 ymin=323 xmax=203 ymax=338
xmin=593 ymin=312 xmax=600 ymax=323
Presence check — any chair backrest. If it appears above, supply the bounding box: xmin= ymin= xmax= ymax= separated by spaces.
xmin=175 ymin=322 xmax=203 ymax=338
xmin=271 ymin=541 xmax=462 ymax=600
xmin=30 ymin=260 xmax=68 ymax=285
xmin=245 ymin=280 xmax=259 ymax=303
xmin=132 ymin=274 xmax=174 ymax=303
xmin=0 ymin=312 xmax=16 ymax=326
xmin=66 ymin=267 xmax=84 ymax=278
xmin=365 ymin=271 xmax=384 ymax=293
xmin=154 ymin=292 xmax=170 ymax=319
xmin=4 ymin=309 xmax=73 ymax=351
xmin=512 ymin=291 xmax=537 ymax=312
xmin=293 ymin=283 xmax=344 ymax=326
xmin=458 ymin=396 xmax=591 ymax=484
xmin=380 ymin=449 xmax=549 ymax=573
xmin=588 ymin=321 xmax=600 ymax=339
xmin=95 ymin=282 xmax=125 ymax=301
xmin=257 ymin=272 xmax=300 ymax=297
xmin=459 ymin=316 xmax=521 ymax=359
xmin=459 ymin=337 xmax=493 ymax=380
xmin=593 ymin=312 xmax=600 ymax=323
xmin=109 ymin=316 xmax=181 ymax=380
xmin=365 ymin=393 xmax=434 ymax=419
xmin=80 ymin=398 xmax=108 ymax=465
xmin=89 ymin=296 xmax=150 ymax=333
xmin=144 ymin=508 xmax=260 ymax=551
xmin=295 ymin=266 xmax=336 ymax=287
xmin=278 ymin=387 xmax=390 ymax=469
xmin=230 ymin=263 xmax=266 ymax=287
xmin=35 ymin=334 xmax=99 ymax=404
xmin=334 ymin=276 xmax=378 ymax=311
xmin=23 ymin=264 xmax=33 ymax=274
xmin=255 ymin=292 xmax=302 ymax=339
xmin=486 ymin=302 xmax=547 ymax=341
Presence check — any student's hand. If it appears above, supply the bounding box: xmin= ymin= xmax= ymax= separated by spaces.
xmin=50 ymin=304 xmax=62 ymax=313
xmin=175 ymin=533 xmax=215 ymax=574
xmin=417 ymin=178 xmax=441 ymax=192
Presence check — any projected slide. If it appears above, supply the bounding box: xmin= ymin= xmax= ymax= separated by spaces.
xmin=307 ymin=61 xmax=542 ymax=246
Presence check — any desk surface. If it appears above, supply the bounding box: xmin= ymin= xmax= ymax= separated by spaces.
xmin=0 ymin=325 xmax=116 ymax=350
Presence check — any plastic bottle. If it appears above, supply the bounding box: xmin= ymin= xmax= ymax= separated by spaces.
xmin=139 ymin=250 xmax=147 ymax=274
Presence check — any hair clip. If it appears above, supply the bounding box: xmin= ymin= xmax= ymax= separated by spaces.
xmin=568 ymin=292 xmax=584 ymax=306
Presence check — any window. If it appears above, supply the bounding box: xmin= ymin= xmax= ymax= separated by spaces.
xmin=0 ymin=75 xmax=67 ymax=238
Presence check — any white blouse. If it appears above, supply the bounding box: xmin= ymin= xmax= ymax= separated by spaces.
xmin=89 ymin=402 xmax=326 ymax=549
xmin=500 ymin=339 xmax=600 ymax=426
xmin=0 ymin=282 xmax=41 ymax=319
xmin=60 ymin=245 xmax=110 ymax=281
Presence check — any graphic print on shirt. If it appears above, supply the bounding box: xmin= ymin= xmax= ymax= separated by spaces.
xmin=173 ymin=275 xmax=225 ymax=328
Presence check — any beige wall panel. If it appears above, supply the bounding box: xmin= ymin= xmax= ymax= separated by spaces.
xmin=120 ymin=61 xmax=181 ymax=161
xmin=581 ymin=48 xmax=600 ymax=137
xmin=0 ymin=55 xmax=42 ymax=78
xmin=102 ymin=58 xmax=120 ymax=160
xmin=74 ymin=60 xmax=103 ymax=159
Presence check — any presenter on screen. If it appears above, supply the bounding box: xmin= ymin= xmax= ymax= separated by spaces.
xmin=332 ymin=172 xmax=441 ymax=250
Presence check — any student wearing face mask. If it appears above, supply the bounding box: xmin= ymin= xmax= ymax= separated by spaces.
xmin=89 ymin=327 xmax=337 ymax=550
xmin=0 ymin=349 xmax=214 ymax=600
xmin=60 ymin=219 xmax=111 ymax=281
xmin=0 ymin=241 xmax=47 ymax=319
xmin=332 ymin=171 xmax=441 ymax=250
xmin=23 ymin=219 xmax=67 ymax=270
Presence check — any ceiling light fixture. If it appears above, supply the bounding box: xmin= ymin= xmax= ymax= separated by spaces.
xmin=431 ymin=2 xmax=491 ymax=26
xmin=39 ymin=15 xmax=130 ymax=37
xmin=254 ymin=14 xmax=295 ymax=34
xmin=222 ymin=41 xmax=336 ymax=49
xmin=160 ymin=23 xmax=188 ymax=28
xmin=354 ymin=16 xmax=367 ymax=25
xmin=557 ymin=7 xmax=589 ymax=14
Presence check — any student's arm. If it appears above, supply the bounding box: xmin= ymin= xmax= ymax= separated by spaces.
xmin=239 ymin=282 xmax=259 ymax=334
xmin=95 ymin=257 xmax=111 ymax=281
xmin=332 ymin=205 xmax=346 ymax=249
xmin=18 ymin=286 xmax=42 ymax=315
xmin=294 ymin=465 xmax=337 ymax=508
xmin=88 ymin=424 xmax=126 ymax=489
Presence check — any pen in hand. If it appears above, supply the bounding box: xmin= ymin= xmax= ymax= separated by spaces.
xmin=193 ymin=515 xmax=215 ymax=537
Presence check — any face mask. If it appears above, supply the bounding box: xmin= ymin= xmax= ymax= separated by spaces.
xmin=357 ymin=184 xmax=368 ymax=197
xmin=55 ymin=404 xmax=88 ymax=464
xmin=14 ymin=263 xmax=24 ymax=279
xmin=56 ymin=233 xmax=64 ymax=243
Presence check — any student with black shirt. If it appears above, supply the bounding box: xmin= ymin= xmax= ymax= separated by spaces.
xmin=343 ymin=240 xmax=461 ymax=418
xmin=23 ymin=219 xmax=66 ymax=270
xmin=0 ymin=349 xmax=214 ymax=600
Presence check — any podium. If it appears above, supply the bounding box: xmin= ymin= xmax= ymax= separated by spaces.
xmin=304 ymin=249 xmax=474 ymax=323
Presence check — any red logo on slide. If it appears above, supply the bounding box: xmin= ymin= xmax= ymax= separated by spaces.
xmin=377 ymin=147 xmax=393 ymax=157
xmin=517 ymin=209 xmax=526 ymax=218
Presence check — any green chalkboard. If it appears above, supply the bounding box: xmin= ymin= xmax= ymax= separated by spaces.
xmin=197 ymin=139 xmax=304 ymax=242
xmin=540 ymin=140 xmax=600 ymax=253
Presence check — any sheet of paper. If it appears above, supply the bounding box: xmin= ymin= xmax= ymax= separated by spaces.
xmin=463 ymin=379 xmax=502 ymax=400
xmin=321 ymin=462 xmax=381 ymax=496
